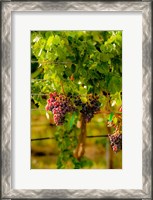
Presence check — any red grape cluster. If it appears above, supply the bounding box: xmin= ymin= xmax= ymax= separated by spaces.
xmin=74 ymin=94 xmax=101 ymax=122
xmin=108 ymin=133 xmax=122 ymax=153
xmin=46 ymin=92 xmax=75 ymax=125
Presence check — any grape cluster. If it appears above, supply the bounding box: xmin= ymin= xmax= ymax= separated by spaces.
xmin=74 ymin=94 xmax=101 ymax=122
xmin=46 ymin=92 xmax=74 ymax=125
xmin=108 ymin=133 xmax=122 ymax=153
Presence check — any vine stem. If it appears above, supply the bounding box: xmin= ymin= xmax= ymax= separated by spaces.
xmin=60 ymin=81 xmax=65 ymax=94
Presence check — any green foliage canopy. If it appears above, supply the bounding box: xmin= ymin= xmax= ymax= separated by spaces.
xmin=31 ymin=31 xmax=122 ymax=108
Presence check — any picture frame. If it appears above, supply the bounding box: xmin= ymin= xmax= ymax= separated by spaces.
xmin=1 ymin=0 xmax=152 ymax=199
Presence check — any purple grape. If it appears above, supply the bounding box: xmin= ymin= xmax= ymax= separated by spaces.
xmin=46 ymin=93 xmax=75 ymax=125
xmin=78 ymin=94 xmax=101 ymax=122
xmin=108 ymin=133 xmax=122 ymax=153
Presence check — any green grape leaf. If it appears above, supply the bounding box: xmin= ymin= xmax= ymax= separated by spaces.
xmin=69 ymin=112 xmax=75 ymax=130
xmin=109 ymin=112 xmax=114 ymax=122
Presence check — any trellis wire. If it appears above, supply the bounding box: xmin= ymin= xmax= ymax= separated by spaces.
xmin=31 ymin=93 xmax=101 ymax=97
xmin=31 ymin=134 xmax=109 ymax=142
xmin=31 ymin=108 xmax=122 ymax=115
xmin=31 ymin=60 xmax=74 ymax=64
xmin=31 ymin=93 xmax=49 ymax=96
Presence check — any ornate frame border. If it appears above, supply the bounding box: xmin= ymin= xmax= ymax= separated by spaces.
xmin=1 ymin=1 xmax=152 ymax=199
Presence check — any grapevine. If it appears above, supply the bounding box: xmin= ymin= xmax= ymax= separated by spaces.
xmin=31 ymin=31 xmax=122 ymax=169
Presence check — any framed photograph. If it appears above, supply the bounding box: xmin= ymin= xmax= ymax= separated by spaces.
xmin=1 ymin=1 xmax=152 ymax=199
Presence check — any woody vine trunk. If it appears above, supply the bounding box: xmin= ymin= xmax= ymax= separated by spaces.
xmin=74 ymin=114 xmax=87 ymax=160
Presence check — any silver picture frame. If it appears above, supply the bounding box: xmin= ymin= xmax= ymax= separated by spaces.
xmin=1 ymin=1 xmax=152 ymax=199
